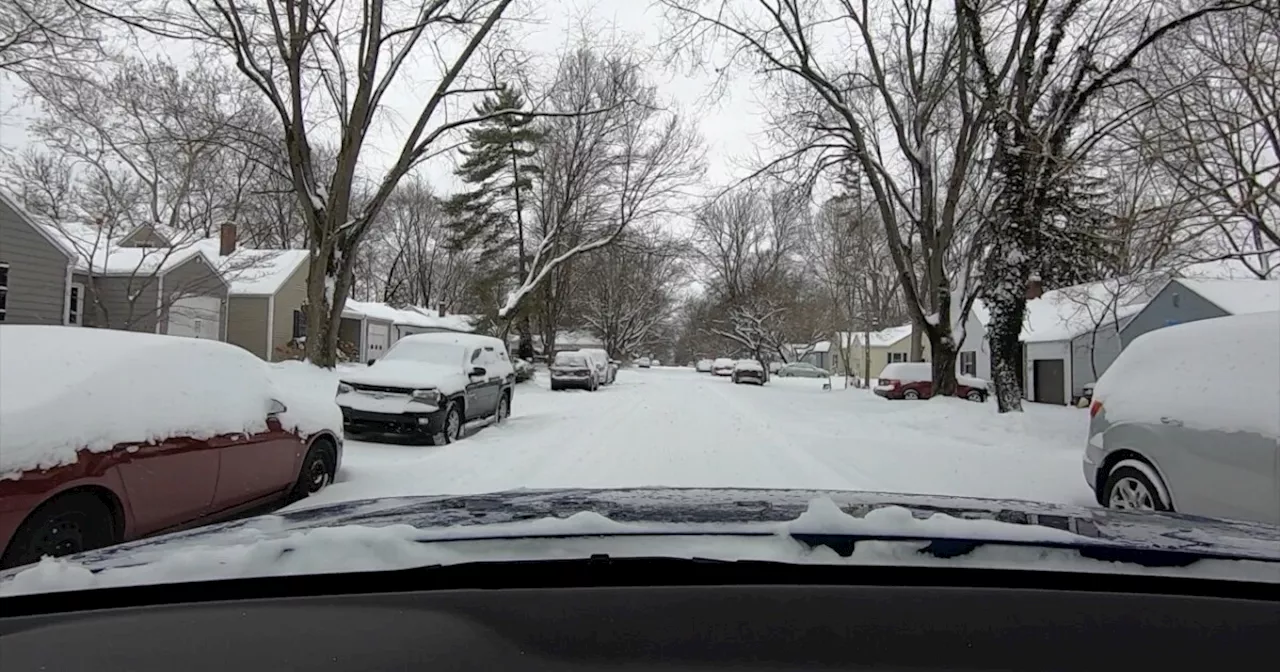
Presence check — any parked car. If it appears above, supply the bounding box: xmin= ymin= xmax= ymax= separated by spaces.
xmin=873 ymin=362 xmax=988 ymax=402
xmin=513 ymin=358 xmax=535 ymax=383
xmin=652 ymin=359 xmax=662 ymax=366
xmin=711 ymin=358 xmax=736 ymax=376
xmin=0 ymin=327 xmax=343 ymax=570
xmin=337 ymin=332 xmax=515 ymax=443
xmin=578 ymin=348 xmax=617 ymax=385
xmin=1083 ymin=311 xmax=1280 ymax=524
xmin=777 ymin=362 xmax=830 ymax=378
xmin=695 ymin=359 xmax=714 ymax=373
xmin=550 ymin=351 xmax=600 ymax=391
xmin=732 ymin=359 xmax=767 ymax=385
xmin=636 ymin=357 xmax=652 ymax=368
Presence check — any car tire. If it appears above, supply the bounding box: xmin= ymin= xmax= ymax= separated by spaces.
xmin=966 ymin=390 xmax=984 ymax=402
xmin=903 ymin=389 xmax=920 ymax=400
xmin=1103 ymin=464 xmax=1172 ymax=512
xmin=1 ymin=491 xmax=118 ymax=570
xmin=550 ymin=382 xmax=561 ymax=392
xmin=291 ymin=437 xmax=338 ymax=500
xmin=495 ymin=392 xmax=511 ymax=423
xmin=441 ymin=401 xmax=463 ymax=444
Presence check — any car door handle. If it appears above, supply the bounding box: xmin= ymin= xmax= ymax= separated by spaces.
xmin=1160 ymin=416 xmax=1183 ymax=427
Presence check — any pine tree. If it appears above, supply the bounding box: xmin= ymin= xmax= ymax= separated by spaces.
xmin=444 ymin=84 xmax=543 ymax=359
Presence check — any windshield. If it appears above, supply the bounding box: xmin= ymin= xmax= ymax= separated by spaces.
xmin=381 ymin=341 xmax=464 ymax=368
xmin=2 ymin=0 xmax=1278 ymax=597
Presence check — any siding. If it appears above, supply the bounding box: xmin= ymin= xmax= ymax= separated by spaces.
xmin=227 ymin=296 xmax=270 ymax=358
xmin=1120 ymin=280 xmax=1229 ymax=348
xmin=158 ymin=254 xmax=228 ymax=337
xmin=79 ymin=272 xmax=160 ymax=332
xmin=269 ymin=261 xmax=310 ymax=362
xmin=339 ymin=317 xmax=363 ymax=360
xmin=118 ymin=225 xmax=171 ymax=248
xmin=0 ymin=197 xmax=70 ymax=324
xmin=1069 ymin=321 xmax=1125 ymax=396
xmin=956 ymin=311 xmax=992 ymax=380
xmin=848 ymin=337 xmax=932 ymax=380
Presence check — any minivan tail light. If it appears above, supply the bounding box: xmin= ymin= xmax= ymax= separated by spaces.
xmin=1090 ymin=400 xmax=1103 ymax=418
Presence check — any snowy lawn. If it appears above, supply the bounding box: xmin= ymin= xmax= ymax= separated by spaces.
xmin=289 ymin=366 xmax=1095 ymax=512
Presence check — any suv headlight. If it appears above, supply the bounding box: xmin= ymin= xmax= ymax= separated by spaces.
xmin=337 ymin=382 xmax=353 ymax=395
xmin=411 ymin=389 xmax=441 ymax=405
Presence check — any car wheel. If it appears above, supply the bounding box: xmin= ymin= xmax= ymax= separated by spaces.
xmin=442 ymin=401 xmax=464 ymax=443
xmin=550 ymin=382 xmax=560 ymax=391
xmin=292 ymin=437 xmax=337 ymax=500
xmin=966 ymin=389 xmax=984 ymax=402
xmin=1103 ymin=463 xmax=1172 ymax=512
xmin=903 ymin=389 xmax=920 ymax=400
xmin=1 ymin=492 xmax=117 ymax=570
xmin=495 ymin=392 xmax=511 ymax=423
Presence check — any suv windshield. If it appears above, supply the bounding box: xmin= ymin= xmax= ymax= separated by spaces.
xmin=381 ymin=341 xmax=464 ymax=367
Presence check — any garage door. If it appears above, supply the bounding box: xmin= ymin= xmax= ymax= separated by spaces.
xmin=168 ymin=296 xmax=222 ymax=340
xmin=366 ymin=323 xmax=390 ymax=360
xmin=1032 ymin=359 xmax=1067 ymax=405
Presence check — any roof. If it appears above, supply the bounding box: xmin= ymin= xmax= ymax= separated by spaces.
xmin=841 ymin=324 xmax=915 ymax=348
xmin=0 ymin=191 xmax=75 ymax=260
xmin=343 ymin=299 xmax=476 ymax=332
xmin=40 ymin=219 xmax=219 ymax=277
xmin=1176 ymin=278 xmax=1280 ymax=316
xmin=970 ymin=278 xmax=1156 ymax=343
xmin=192 ymin=240 xmax=310 ymax=297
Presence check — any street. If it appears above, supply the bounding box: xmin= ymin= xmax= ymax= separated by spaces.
xmin=287 ymin=367 xmax=1097 ymax=512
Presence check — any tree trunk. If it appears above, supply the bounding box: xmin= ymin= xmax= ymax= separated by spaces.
xmin=304 ymin=242 xmax=352 ymax=368
xmin=984 ymin=262 xmax=1029 ymax=412
xmin=929 ymin=331 xmax=959 ymax=398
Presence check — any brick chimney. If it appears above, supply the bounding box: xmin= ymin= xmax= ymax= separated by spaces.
xmin=1026 ymin=276 xmax=1044 ymax=300
xmin=219 ymin=222 xmax=237 ymax=256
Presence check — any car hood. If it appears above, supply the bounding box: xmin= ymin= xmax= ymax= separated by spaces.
xmin=4 ymin=488 xmax=1279 ymax=594
xmin=341 ymin=362 xmax=466 ymax=391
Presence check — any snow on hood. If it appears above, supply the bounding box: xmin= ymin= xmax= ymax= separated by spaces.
xmin=3 ymin=488 xmax=1278 ymax=595
xmin=0 ymin=326 xmax=281 ymax=478
xmin=340 ymin=361 xmax=468 ymax=393
xmin=267 ymin=361 xmax=344 ymax=437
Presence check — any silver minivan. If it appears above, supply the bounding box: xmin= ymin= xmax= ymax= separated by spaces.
xmin=1083 ymin=311 xmax=1280 ymax=524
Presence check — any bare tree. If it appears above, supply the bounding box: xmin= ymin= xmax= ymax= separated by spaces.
xmin=579 ymin=232 xmax=686 ymax=357
xmin=500 ymin=48 xmax=704 ymax=321
xmin=0 ymin=0 xmax=101 ymax=82
xmin=663 ymin=0 xmax=996 ymax=397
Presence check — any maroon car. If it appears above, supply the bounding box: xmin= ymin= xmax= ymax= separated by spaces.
xmin=0 ymin=327 xmax=343 ymax=569
xmin=873 ymin=362 xmax=989 ymax=402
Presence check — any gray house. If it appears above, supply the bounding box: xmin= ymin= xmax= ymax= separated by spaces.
xmin=0 ymin=191 xmax=75 ymax=325
xmin=1121 ymin=278 xmax=1280 ymax=347
xmin=0 ymin=191 xmax=229 ymax=337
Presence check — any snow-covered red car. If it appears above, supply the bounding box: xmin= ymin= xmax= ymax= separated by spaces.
xmin=711 ymin=358 xmax=736 ymax=376
xmin=337 ymin=332 xmax=515 ymax=443
xmin=0 ymin=327 xmax=343 ymax=570
xmin=873 ymin=362 xmax=988 ymax=402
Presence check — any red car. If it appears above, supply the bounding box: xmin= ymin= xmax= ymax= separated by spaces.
xmin=873 ymin=362 xmax=989 ymax=402
xmin=0 ymin=327 xmax=342 ymax=569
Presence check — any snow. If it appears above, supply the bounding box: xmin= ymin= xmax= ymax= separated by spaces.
xmin=40 ymin=220 xmax=217 ymax=276
xmin=1092 ymin=311 xmax=1280 ymax=438
xmin=842 ymin=324 xmax=914 ymax=348
xmin=192 ymin=240 xmax=310 ymax=297
xmin=6 ymin=495 xmax=1278 ymax=596
xmin=1175 ymin=278 xmax=1280 ymax=316
xmin=0 ymin=326 xmax=279 ymax=479
xmin=343 ymin=300 xmax=476 ymax=333
xmin=291 ymin=367 xmax=1095 ymax=511
xmin=734 ymin=359 xmax=764 ymax=371
xmin=267 ymin=361 xmax=344 ymax=437
xmin=1020 ymin=280 xmax=1152 ymax=343
xmin=880 ymin=362 xmax=931 ymax=383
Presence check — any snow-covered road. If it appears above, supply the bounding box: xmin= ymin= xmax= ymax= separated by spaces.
xmin=288 ymin=367 xmax=1098 ymax=512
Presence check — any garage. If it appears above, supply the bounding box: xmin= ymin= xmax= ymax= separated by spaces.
xmin=366 ymin=322 xmax=390 ymax=360
xmin=1032 ymin=359 xmax=1067 ymax=405
xmin=167 ymin=296 xmax=222 ymax=340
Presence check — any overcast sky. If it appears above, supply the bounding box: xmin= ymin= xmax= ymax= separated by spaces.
xmin=0 ymin=0 xmax=771 ymax=204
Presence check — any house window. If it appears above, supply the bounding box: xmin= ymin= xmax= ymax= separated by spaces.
xmin=888 ymin=352 xmax=907 ymax=364
xmin=292 ymin=309 xmax=307 ymax=339
xmin=68 ymin=282 xmax=85 ymax=325
xmin=0 ymin=262 xmax=8 ymax=322
xmin=960 ymin=351 xmax=977 ymax=376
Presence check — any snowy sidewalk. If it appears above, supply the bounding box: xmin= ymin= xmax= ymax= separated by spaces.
xmin=287 ymin=367 xmax=1096 ymax=512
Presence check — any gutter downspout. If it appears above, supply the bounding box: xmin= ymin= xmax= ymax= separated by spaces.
xmin=62 ymin=262 xmax=73 ymax=325
xmin=266 ymin=294 xmax=276 ymax=362
xmin=155 ymin=273 xmax=164 ymax=334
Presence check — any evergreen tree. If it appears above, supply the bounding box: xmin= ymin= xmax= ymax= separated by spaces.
xmin=444 ymin=84 xmax=543 ymax=359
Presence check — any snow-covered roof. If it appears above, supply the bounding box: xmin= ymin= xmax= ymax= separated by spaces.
xmin=972 ymin=278 xmax=1155 ymax=343
xmin=841 ymin=324 xmax=915 ymax=348
xmin=40 ymin=219 xmax=219 ymax=277
xmin=1176 ymin=278 xmax=1280 ymax=316
xmin=192 ymin=239 xmax=311 ymax=297
xmin=0 ymin=191 xmax=75 ymax=259
xmin=343 ymin=299 xmax=476 ymax=332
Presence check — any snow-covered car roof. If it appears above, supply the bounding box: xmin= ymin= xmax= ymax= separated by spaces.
xmin=879 ymin=362 xmax=931 ymax=382
xmin=712 ymin=358 xmax=735 ymax=366
xmin=553 ymin=351 xmax=590 ymax=365
xmin=733 ymin=359 xmax=764 ymax=371
xmin=0 ymin=326 xmax=335 ymax=479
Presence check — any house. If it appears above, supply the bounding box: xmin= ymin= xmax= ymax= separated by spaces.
xmin=1120 ymin=278 xmax=1280 ymax=347
xmin=342 ymin=299 xmax=477 ymax=362
xmin=2 ymin=194 xmax=230 ymax=338
xmin=835 ymin=324 xmax=930 ymax=380
xmin=0 ymin=191 xmax=76 ymax=326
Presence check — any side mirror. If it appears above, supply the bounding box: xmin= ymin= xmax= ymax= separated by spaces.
xmin=268 ymin=399 xmax=287 ymax=416
xmin=366 ymin=359 xmax=376 ymax=366
xmin=470 ymin=366 xmax=487 ymax=378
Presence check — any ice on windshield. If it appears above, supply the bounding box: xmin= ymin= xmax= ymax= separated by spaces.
xmin=380 ymin=341 xmax=465 ymax=367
